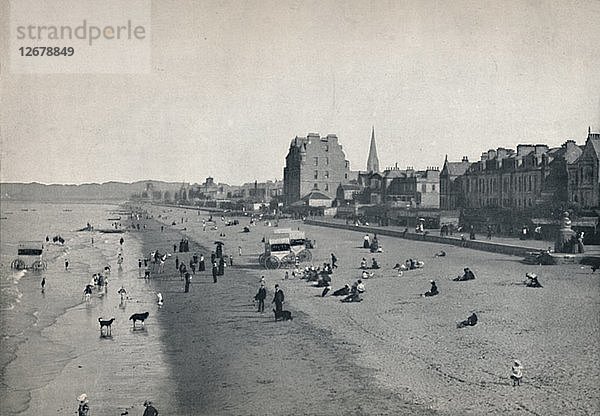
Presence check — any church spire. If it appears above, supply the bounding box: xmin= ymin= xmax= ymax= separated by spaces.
xmin=366 ymin=126 xmax=380 ymax=173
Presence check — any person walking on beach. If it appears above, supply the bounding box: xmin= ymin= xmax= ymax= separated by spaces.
xmin=331 ymin=253 xmax=338 ymax=269
xmin=175 ymin=256 xmax=179 ymax=271
xmin=184 ymin=272 xmax=191 ymax=293
xmin=272 ymin=284 xmax=284 ymax=312
xmin=212 ymin=261 xmax=218 ymax=283
xmin=143 ymin=400 xmax=159 ymax=416
xmin=255 ymin=282 xmax=267 ymax=312
xmin=77 ymin=393 xmax=89 ymax=416
xmin=218 ymin=257 xmax=225 ymax=276
xmin=65 ymin=259 xmax=69 ymax=271
xmin=138 ymin=259 xmax=142 ymax=270
xmin=41 ymin=277 xmax=46 ymax=291
xmin=199 ymin=254 xmax=205 ymax=272
xmin=118 ymin=286 xmax=127 ymax=301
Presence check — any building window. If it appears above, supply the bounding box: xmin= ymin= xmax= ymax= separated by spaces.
xmin=421 ymin=184 xmax=426 ymax=193
xmin=325 ymin=171 xmax=329 ymax=179
xmin=432 ymin=184 xmax=436 ymax=191
xmin=344 ymin=173 xmax=348 ymax=179
xmin=314 ymin=170 xmax=318 ymax=179
xmin=325 ymin=157 xmax=329 ymax=165
xmin=325 ymin=144 xmax=329 ymax=152
xmin=325 ymin=183 xmax=329 ymax=191
xmin=314 ymin=157 xmax=318 ymax=166
xmin=314 ymin=183 xmax=318 ymax=189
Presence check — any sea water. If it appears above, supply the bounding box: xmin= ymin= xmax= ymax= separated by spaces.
xmin=0 ymin=201 xmax=133 ymax=414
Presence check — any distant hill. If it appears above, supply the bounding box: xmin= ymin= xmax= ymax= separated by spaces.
xmin=0 ymin=181 xmax=184 ymax=202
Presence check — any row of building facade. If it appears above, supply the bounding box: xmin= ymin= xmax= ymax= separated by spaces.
xmin=140 ymin=127 xmax=599 ymax=220
xmin=282 ymin=128 xmax=600 ymax=216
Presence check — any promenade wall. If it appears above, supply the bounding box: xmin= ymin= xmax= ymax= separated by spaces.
xmin=304 ymin=219 xmax=540 ymax=257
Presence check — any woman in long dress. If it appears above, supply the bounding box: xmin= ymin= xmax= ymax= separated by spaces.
xmin=199 ymin=254 xmax=205 ymax=272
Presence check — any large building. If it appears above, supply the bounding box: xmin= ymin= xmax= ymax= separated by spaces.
xmin=440 ymin=156 xmax=472 ymax=209
xmin=458 ymin=140 xmax=583 ymax=210
xmin=283 ymin=133 xmax=353 ymax=205
xmin=567 ymin=129 xmax=600 ymax=208
xmin=228 ymin=180 xmax=283 ymax=203
xmin=382 ymin=165 xmax=440 ymax=209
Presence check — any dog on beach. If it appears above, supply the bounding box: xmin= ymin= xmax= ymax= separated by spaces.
xmin=129 ymin=312 xmax=149 ymax=329
xmin=98 ymin=317 xmax=115 ymax=336
xmin=273 ymin=309 xmax=293 ymax=321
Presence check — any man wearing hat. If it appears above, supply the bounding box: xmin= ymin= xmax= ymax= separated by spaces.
xmin=255 ymin=282 xmax=267 ymax=312
xmin=143 ymin=400 xmax=159 ymax=416
xmin=272 ymin=284 xmax=284 ymax=312
xmin=77 ymin=394 xmax=89 ymax=416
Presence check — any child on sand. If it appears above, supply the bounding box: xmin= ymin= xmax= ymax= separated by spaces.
xmin=511 ymin=360 xmax=523 ymax=386
xmin=77 ymin=393 xmax=89 ymax=416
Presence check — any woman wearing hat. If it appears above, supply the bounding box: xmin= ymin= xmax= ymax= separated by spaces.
xmin=143 ymin=400 xmax=159 ymax=416
xmin=77 ymin=394 xmax=89 ymax=416
xmin=423 ymin=280 xmax=439 ymax=297
xmin=511 ymin=360 xmax=523 ymax=386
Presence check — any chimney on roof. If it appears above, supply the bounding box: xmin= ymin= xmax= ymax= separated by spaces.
xmin=517 ymin=144 xmax=535 ymax=156
xmin=462 ymin=156 xmax=469 ymax=162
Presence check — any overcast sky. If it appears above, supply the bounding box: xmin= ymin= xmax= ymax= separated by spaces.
xmin=1 ymin=0 xmax=599 ymax=185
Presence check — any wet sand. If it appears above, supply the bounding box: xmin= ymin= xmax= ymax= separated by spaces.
xmin=12 ymin=231 xmax=175 ymax=416
xmin=147 ymin=207 xmax=599 ymax=415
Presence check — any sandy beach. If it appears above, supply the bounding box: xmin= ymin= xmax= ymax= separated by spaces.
xmin=143 ymin=205 xmax=599 ymax=415
xmin=5 ymin=203 xmax=597 ymax=415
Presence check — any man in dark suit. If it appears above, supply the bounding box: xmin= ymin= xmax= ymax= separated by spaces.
xmin=212 ymin=262 xmax=218 ymax=283
xmin=255 ymin=282 xmax=267 ymax=312
xmin=272 ymin=284 xmax=284 ymax=312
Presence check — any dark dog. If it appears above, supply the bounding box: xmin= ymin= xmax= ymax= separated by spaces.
xmin=273 ymin=309 xmax=293 ymax=321
xmin=129 ymin=312 xmax=149 ymax=329
xmin=98 ymin=317 xmax=115 ymax=336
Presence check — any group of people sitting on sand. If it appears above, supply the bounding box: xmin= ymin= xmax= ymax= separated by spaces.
xmin=360 ymin=257 xmax=380 ymax=270
xmin=300 ymin=264 xmax=333 ymax=283
xmin=339 ymin=279 xmax=365 ymax=302
xmin=392 ymin=259 xmax=425 ymax=276
xmin=453 ymin=267 xmax=476 ymax=281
